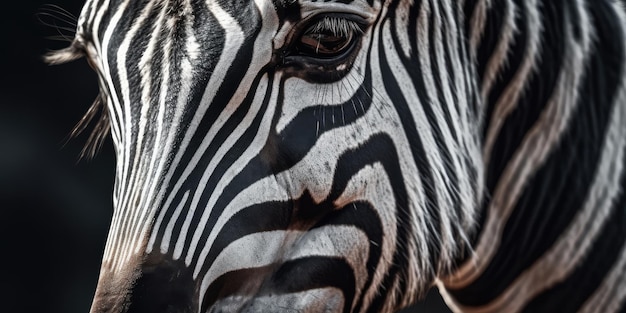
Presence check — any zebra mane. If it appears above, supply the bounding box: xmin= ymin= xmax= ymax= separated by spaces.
xmin=39 ymin=5 xmax=110 ymax=159
xmin=45 ymin=43 xmax=111 ymax=159
xmin=44 ymin=45 xmax=84 ymax=65
xmin=39 ymin=4 xmax=85 ymax=64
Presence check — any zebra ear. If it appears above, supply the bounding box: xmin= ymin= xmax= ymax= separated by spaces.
xmin=43 ymin=44 xmax=84 ymax=65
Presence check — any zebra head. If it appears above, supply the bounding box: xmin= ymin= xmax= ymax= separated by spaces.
xmin=49 ymin=0 xmax=484 ymax=312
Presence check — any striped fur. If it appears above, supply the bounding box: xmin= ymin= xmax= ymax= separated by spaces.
xmin=47 ymin=0 xmax=626 ymax=312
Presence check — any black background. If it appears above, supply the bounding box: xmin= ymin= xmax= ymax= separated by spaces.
xmin=2 ymin=1 xmax=449 ymax=312
xmin=2 ymin=1 xmax=115 ymax=313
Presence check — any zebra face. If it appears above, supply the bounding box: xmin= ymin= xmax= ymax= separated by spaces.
xmin=52 ymin=0 xmax=483 ymax=312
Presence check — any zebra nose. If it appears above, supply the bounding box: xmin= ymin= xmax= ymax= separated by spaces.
xmin=89 ymin=265 xmax=140 ymax=313
xmin=207 ymin=297 xmax=250 ymax=313
xmin=89 ymin=256 xmax=195 ymax=313
xmin=89 ymin=294 xmax=129 ymax=313
xmin=125 ymin=259 xmax=196 ymax=313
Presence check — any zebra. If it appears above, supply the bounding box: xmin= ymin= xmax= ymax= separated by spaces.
xmin=46 ymin=0 xmax=626 ymax=312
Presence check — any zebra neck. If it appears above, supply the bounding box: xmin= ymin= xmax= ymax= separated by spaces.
xmin=439 ymin=0 xmax=626 ymax=311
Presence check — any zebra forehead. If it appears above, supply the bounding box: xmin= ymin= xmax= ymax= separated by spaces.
xmin=287 ymin=0 xmax=380 ymax=15
xmin=75 ymin=0 xmax=382 ymax=30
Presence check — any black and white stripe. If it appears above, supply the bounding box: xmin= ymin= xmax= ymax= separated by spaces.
xmin=47 ymin=0 xmax=626 ymax=312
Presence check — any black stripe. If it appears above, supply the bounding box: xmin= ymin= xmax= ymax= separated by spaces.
xmin=201 ymin=264 xmax=276 ymax=312
xmin=449 ymin=0 xmax=624 ymax=306
xmin=379 ymin=13 xmax=442 ymax=276
xmin=170 ymin=0 xmax=373 ymax=275
xmin=483 ymin=0 xmax=547 ymax=191
xmin=475 ymin=0 xmax=507 ymax=91
xmin=425 ymin=1 xmax=465 ymax=245
xmin=197 ymin=198 xmax=383 ymax=310
xmin=521 ymin=2 xmax=626 ymax=309
xmin=260 ymin=60 xmax=374 ymax=173
xmin=521 ymin=165 xmax=626 ymax=312
xmin=181 ymin=69 xmax=274 ymax=265
xmin=152 ymin=0 xmax=262 ymax=247
xmin=105 ymin=0 xmax=143 ymax=199
xmin=438 ymin=2 xmax=461 ymax=144
xmin=320 ymin=132 xmax=408 ymax=310
xmin=193 ymin=200 xmax=294 ymax=299
xmin=161 ymin=3 xmax=256 ymax=209
xmin=321 ymin=202 xmax=384 ymax=313
xmin=356 ymin=134 xmax=418 ymax=312
xmin=94 ymin=0 xmax=112 ymax=43
xmin=126 ymin=0 xmax=161 ymax=166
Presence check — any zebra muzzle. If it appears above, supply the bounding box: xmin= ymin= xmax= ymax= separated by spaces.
xmin=207 ymin=288 xmax=344 ymax=313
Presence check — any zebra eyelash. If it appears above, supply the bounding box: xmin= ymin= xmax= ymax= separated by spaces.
xmin=304 ymin=16 xmax=365 ymax=37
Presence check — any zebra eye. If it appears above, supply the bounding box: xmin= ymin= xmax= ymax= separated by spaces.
xmin=298 ymin=29 xmax=353 ymax=57
xmin=281 ymin=15 xmax=367 ymax=82
xmin=295 ymin=16 xmax=364 ymax=59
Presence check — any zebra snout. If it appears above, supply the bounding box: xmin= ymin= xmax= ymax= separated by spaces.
xmin=89 ymin=293 xmax=130 ymax=313
xmin=206 ymin=296 xmax=250 ymax=313
xmin=208 ymin=289 xmax=344 ymax=313
xmin=89 ymin=263 xmax=141 ymax=313
xmin=125 ymin=259 xmax=196 ymax=313
xmin=90 ymin=256 xmax=196 ymax=313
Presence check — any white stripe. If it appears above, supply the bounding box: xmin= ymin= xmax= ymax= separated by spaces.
xmin=275 ymin=53 xmax=367 ymax=134
xmin=147 ymin=0 xmax=250 ymax=253
xmin=482 ymin=0 xmax=541 ymax=167
xmin=285 ymin=226 xmax=369 ymax=293
xmin=114 ymin=0 xmax=161 ymax=268
xmin=198 ymin=230 xmax=299 ymax=310
xmin=479 ymin=0 xmax=515 ymax=101
xmin=184 ymin=73 xmax=276 ymax=265
xmin=192 ymin=167 xmax=291 ymax=278
xmin=213 ymin=288 xmax=344 ymax=313
xmin=332 ymin=164 xmax=397 ymax=310
xmin=98 ymin=0 xmax=135 ymax=269
xmin=160 ymin=190 xmax=190 ymax=254
xmin=132 ymin=0 xmax=173 ymax=254
xmin=383 ymin=17 xmax=465 ymax=267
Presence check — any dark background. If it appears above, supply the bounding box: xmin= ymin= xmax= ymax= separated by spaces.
xmin=2 ymin=1 xmax=115 ymax=313
xmin=2 ymin=1 xmax=450 ymax=312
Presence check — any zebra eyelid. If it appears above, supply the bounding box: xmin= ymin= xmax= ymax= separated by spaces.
xmin=304 ymin=15 xmax=366 ymax=38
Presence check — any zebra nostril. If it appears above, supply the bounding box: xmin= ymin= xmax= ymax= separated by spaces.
xmin=207 ymin=297 xmax=249 ymax=313
xmin=125 ymin=256 xmax=195 ymax=313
